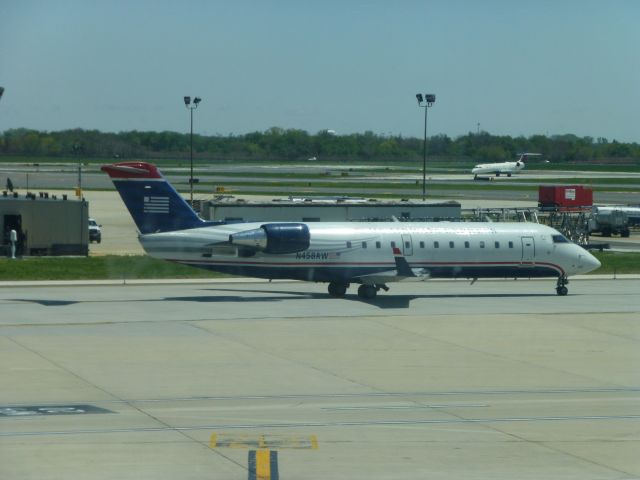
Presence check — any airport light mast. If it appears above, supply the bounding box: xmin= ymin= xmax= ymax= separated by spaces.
xmin=416 ymin=93 xmax=435 ymax=201
xmin=183 ymin=95 xmax=202 ymax=204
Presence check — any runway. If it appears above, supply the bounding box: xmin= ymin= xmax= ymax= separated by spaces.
xmin=1 ymin=277 xmax=639 ymax=479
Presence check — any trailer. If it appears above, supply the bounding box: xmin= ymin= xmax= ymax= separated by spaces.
xmin=538 ymin=185 xmax=593 ymax=210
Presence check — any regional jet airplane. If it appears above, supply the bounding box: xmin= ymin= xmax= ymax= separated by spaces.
xmin=472 ymin=153 xmax=541 ymax=179
xmin=102 ymin=162 xmax=600 ymax=299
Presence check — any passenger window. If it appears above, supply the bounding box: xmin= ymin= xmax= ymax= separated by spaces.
xmin=346 ymin=241 xmax=352 ymax=248
xmin=419 ymin=241 xmax=425 ymax=249
xmin=480 ymin=241 xmax=485 ymax=248
xmin=464 ymin=241 xmax=469 ymax=248
xmin=434 ymin=241 xmax=439 ymax=248
xmin=376 ymin=241 xmax=381 ymax=249
xmin=449 ymin=241 xmax=454 ymax=248
xmin=391 ymin=241 xmax=396 ymax=248
xmin=362 ymin=242 xmax=367 ymax=249
xmin=405 ymin=241 xmax=410 ymax=249
xmin=495 ymin=241 xmax=500 ymax=248
xmin=508 ymin=241 xmax=514 ymax=248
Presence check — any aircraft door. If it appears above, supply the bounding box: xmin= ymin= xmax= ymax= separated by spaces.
xmin=521 ymin=236 xmax=535 ymax=264
xmin=401 ymin=234 xmax=413 ymax=256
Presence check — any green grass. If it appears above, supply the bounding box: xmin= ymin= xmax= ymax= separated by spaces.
xmin=591 ymin=251 xmax=640 ymax=275
xmin=0 ymin=252 xmax=638 ymax=281
xmin=0 ymin=256 xmax=229 ymax=281
xmin=3 ymin=155 xmax=639 ymax=172
xmin=509 ymin=177 xmax=640 ymax=185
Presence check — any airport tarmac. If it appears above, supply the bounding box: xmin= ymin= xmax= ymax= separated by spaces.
xmin=1 ymin=277 xmax=639 ymax=479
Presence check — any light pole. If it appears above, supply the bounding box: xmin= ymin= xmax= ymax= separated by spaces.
xmin=416 ymin=93 xmax=435 ymax=201
xmin=73 ymin=143 xmax=82 ymax=198
xmin=183 ymin=96 xmax=202 ymax=204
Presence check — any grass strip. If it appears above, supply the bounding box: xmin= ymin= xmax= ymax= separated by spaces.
xmin=591 ymin=251 xmax=640 ymax=275
xmin=0 ymin=255 xmax=229 ymax=281
xmin=0 ymin=252 xmax=638 ymax=281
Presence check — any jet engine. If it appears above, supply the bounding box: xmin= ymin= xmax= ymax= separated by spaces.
xmin=229 ymin=223 xmax=310 ymax=254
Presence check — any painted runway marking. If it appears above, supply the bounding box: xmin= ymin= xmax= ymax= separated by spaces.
xmin=210 ymin=433 xmax=318 ymax=450
xmin=0 ymin=404 xmax=113 ymax=417
xmin=248 ymin=450 xmax=279 ymax=480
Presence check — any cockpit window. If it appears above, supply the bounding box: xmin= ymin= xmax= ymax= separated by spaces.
xmin=552 ymin=234 xmax=569 ymax=243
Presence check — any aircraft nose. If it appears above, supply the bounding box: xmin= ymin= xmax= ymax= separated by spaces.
xmin=581 ymin=252 xmax=601 ymax=273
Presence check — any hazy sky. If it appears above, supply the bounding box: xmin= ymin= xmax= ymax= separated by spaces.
xmin=2 ymin=1 xmax=639 ymax=141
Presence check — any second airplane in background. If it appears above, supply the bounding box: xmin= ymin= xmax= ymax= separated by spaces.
xmin=472 ymin=153 xmax=541 ymax=179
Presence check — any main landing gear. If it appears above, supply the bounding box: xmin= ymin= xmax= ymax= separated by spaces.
xmin=357 ymin=284 xmax=388 ymax=300
xmin=327 ymin=282 xmax=389 ymax=300
xmin=327 ymin=282 xmax=348 ymax=298
xmin=556 ymin=276 xmax=569 ymax=296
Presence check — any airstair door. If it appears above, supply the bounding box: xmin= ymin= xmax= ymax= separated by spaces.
xmin=521 ymin=236 xmax=535 ymax=265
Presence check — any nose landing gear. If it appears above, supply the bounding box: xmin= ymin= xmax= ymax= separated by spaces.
xmin=556 ymin=276 xmax=569 ymax=296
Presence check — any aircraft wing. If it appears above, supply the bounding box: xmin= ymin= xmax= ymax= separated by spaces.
xmin=353 ymin=248 xmax=430 ymax=284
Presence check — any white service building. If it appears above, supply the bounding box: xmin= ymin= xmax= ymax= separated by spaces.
xmin=202 ymin=197 xmax=461 ymax=223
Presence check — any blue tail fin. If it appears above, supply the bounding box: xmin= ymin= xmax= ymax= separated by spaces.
xmin=101 ymin=162 xmax=205 ymax=234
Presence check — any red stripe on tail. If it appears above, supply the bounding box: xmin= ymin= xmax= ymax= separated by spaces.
xmin=101 ymin=162 xmax=162 ymax=179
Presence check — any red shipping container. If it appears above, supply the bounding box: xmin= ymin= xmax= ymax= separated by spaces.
xmin=538 ymin=185 xmax=593 ymax=209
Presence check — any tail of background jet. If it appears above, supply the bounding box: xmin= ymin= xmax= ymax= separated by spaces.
xmin=517 ymin=152 xmax=542 ymax=164
xmin=101 ymin=162 xmax=205 ymax=234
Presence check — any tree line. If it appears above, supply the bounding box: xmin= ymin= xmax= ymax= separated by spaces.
xmin=1 ymin=127 xmax=639 ymax=164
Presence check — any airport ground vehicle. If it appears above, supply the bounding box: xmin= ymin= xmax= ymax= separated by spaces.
xmin=88 ymin=218 xmax=102 ymax=243
xmin=588 ymin=209 xmax=630 ymax=237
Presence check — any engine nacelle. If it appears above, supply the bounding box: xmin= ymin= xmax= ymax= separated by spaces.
xmin=229 ymin=223 xmax=310 ymax=254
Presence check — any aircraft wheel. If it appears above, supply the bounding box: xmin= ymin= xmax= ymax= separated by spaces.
xmin=328 ymin=282 xmax=348 ymax=298
xmin=507 ymin=173 xmax=512 ymax=177
xmin=358 ymin=284 xmax=377 ymax=300
xmin=496 ymin=173 xmax=500 ymax=177
xmin=556 ymin=286 xmax=568 ymax=296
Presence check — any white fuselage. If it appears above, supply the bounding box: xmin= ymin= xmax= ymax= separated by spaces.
xmin=472 ymin=161 xmax=524 ymax=176
xmin=139 ymin=221 xmax=600 ymax=283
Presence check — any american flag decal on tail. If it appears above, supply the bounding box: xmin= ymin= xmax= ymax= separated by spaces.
xmin=143 ymin=196 xmax=170 ymax=214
